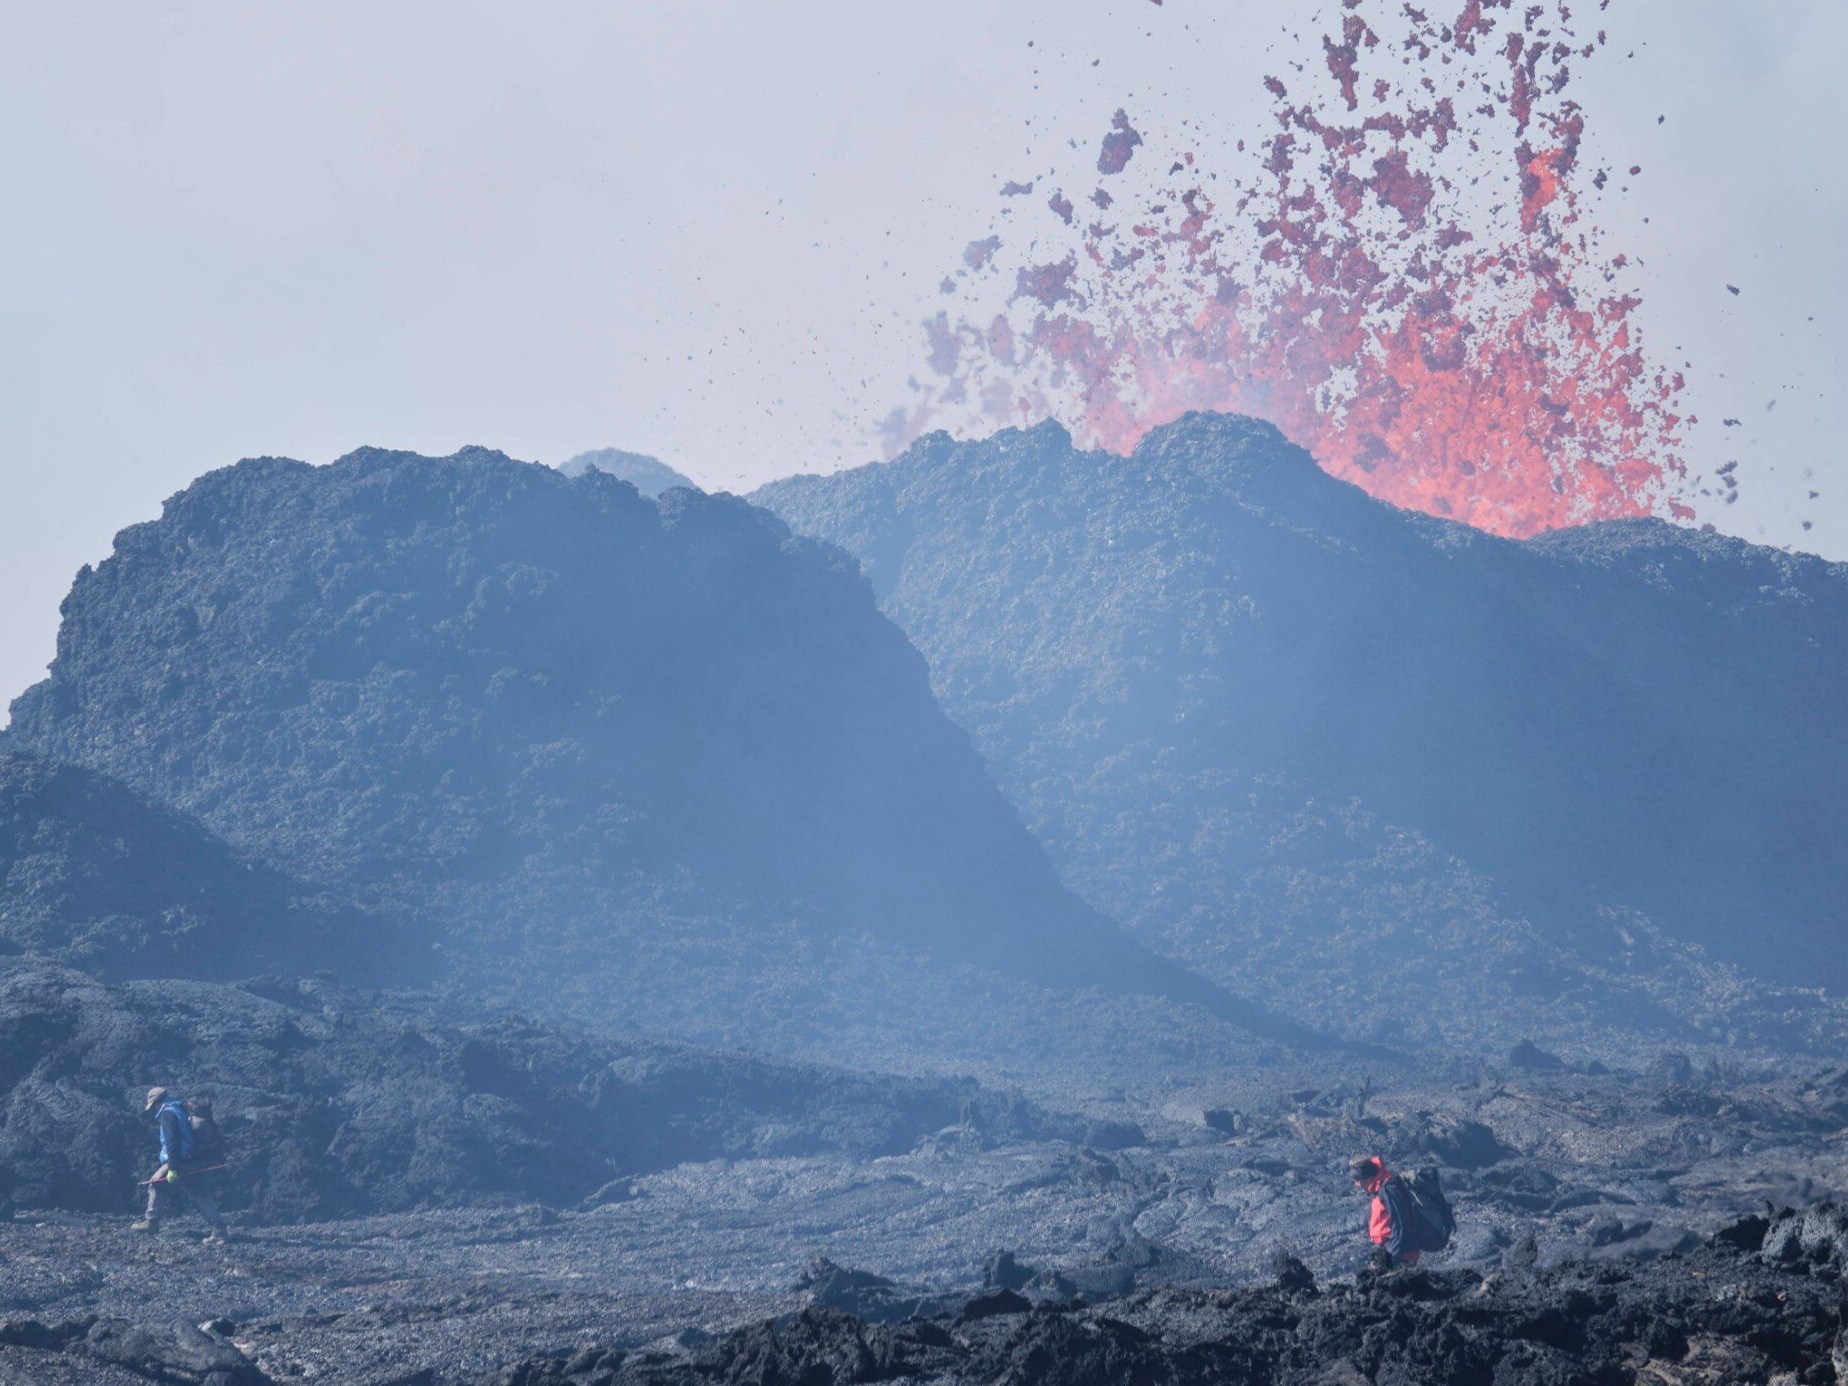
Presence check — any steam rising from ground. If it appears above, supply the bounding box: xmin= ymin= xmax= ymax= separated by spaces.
xmin=891 ymin=0 xmax=1692 ymax=537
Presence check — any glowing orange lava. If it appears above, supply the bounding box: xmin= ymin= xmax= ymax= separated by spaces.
xmin=893 ymin=0 xmax=1691 ymax=537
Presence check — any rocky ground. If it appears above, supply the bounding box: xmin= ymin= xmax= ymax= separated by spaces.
xmin=484 ymin=1220 xmax=1848 ymax=1386
xmin=5 ymin=1051 xmax=1848 ymax=1383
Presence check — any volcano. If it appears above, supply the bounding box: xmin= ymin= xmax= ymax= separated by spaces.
xmin=758 ymin=412 xmax=1848 ymax=1016
xmin=1 ymin=444 xmax=1311 ymax=1069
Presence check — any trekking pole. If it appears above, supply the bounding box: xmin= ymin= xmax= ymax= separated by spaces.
xmin=137 ymin=1165 xmax=226 ymax=1186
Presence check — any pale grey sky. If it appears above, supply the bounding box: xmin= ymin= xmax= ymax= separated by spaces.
xmin=3 ymin=1 xmax=1843 ymax=712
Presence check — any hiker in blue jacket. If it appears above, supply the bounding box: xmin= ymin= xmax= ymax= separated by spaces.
xmin=132 ymin=1086 xmax=228 ymax=1240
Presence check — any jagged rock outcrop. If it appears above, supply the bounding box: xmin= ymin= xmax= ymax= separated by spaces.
xmin=757 ymin=413 xmax=1848 ymax=1035
xmin=0 ymin=1316 xmax=272 ymax=1385
xmin=2 ymin=445 xmax=1298 ymax=1054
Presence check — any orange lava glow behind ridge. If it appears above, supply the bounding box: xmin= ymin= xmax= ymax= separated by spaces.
xmin=891 ymin=0 xmax=1693 ymax=537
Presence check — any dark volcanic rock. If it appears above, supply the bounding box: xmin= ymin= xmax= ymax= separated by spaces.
xmin=1202 ymin=1107 xmax=1242 ymax=1137
xmin=1761 ymin=1201 xmax=1848 ymax=1270
xmin=1396 ymin=1111 xmax=1509 ymax=1169
xmin=1509 ymin=1038 xmax=1564 ymax=1071
xmin=793 ymin=1257 xmax=956 ymax=1324
xmin=1269 ymin=1250 xmax=1316 ymax=1293
xmin=0 ymin=963 xmax=1065 ymax=1221
xmin=757 ymin=412 xmax=1848 ymax=1033
xmin=981 ymin=1249 xmax=1034 ymax=1291
xmin=0 ymin=1315 xmax=272 ymax=1384
xmin=6 ymin=448 xmax=1050 ymax=963
xmin=0 ymin=749 xmax=410 ymax=984
xmin=481 ymin=1223 xmax=1848 ymax=1385
xmin=1476 ymin=1161 xmax=1563 ymax=1213
xmin=2 ymin=444 xmax=1296 ymax=1053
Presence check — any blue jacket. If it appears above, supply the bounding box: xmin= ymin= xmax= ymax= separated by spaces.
xmin=156 ymin=1101 xmax=191 ymax=1167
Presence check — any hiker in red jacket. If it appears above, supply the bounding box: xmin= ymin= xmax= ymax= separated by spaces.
xmin=1350 ymin=1154 xmax=1420 ymax=1268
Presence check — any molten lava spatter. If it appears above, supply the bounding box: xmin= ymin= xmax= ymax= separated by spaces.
xmin=897 ymin=0 xmax=1691 ymax=537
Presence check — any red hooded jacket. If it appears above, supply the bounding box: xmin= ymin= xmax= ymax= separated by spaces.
xmin=1359 ymin=1156 xmax=1420 ymax=1262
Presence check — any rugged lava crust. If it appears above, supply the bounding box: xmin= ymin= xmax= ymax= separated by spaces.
xmin=484 ymin=1208 xmax=1847 ymax=1386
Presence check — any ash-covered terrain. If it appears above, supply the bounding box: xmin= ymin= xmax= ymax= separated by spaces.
xmin=4 ymin=422 xmax=1846 ymax=1382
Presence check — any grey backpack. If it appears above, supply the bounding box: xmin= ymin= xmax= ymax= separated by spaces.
xmin=1398 ymin=1168 xmax=1455 ymax=1252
